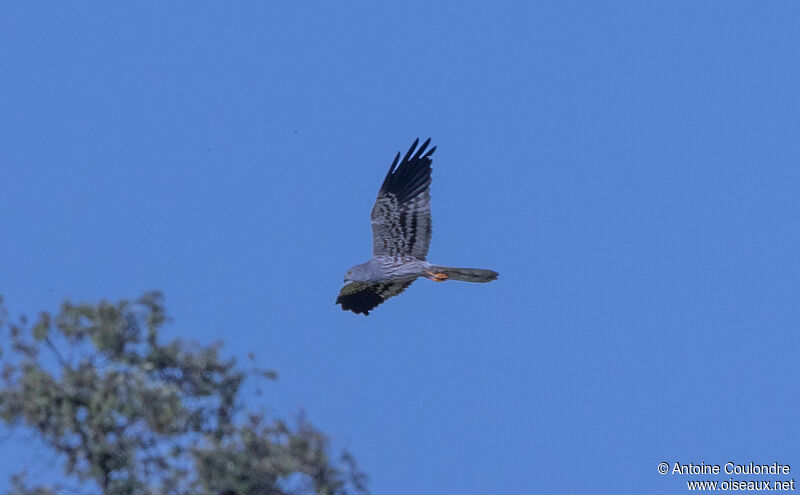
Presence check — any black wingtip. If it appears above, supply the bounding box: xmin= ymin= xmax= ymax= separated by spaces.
xmin=419 ymin=137 xmax=431 ymax=152
xmin=336 ymin=299 xmax=369 ymax=316
xmin=399 ymin=137 xmax=435 ymax=162
xmin=378 ymin=137 xmax=435 ymax=200
xmin=401 ymin=138 xmax=420 ymax=164
xmin=336 ymin=290 xmax=379 ymax=316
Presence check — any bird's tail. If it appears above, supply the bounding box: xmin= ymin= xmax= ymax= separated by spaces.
xmin=428 ymin=266 xmax=499 ymax=283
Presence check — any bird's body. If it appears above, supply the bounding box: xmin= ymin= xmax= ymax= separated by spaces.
xmin=336 ymin=138 xmax=498 ymax=315
xmin=349 ymin=256 xmax=431 ymax=282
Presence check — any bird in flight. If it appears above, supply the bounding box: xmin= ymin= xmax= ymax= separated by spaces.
xmin=336 ymin=138 xmax=498 ymax=315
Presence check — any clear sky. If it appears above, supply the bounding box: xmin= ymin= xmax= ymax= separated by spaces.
xmin=1 ymin=2 xmax=799 ymax=494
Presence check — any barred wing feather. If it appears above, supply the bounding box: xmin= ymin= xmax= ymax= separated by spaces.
xmin=371 ymin=138 xmax=435 ymax=260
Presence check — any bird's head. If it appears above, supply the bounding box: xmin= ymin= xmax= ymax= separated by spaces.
xmin=343 ymin=261 xmax=378 ymax=284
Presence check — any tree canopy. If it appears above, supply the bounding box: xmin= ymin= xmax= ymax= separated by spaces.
xmin=0 ymin=292 xmax=367 ymax=495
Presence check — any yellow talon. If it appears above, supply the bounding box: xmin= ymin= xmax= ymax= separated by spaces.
xmin=425 ymin=271 xmax=449 ymax=282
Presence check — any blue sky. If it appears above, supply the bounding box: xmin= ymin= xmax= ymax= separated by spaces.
xmin=2 ymin=2 xmax=799 ymax=494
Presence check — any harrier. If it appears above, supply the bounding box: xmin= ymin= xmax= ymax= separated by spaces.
xmin=336 ymin=138 xmax=498 ymax=315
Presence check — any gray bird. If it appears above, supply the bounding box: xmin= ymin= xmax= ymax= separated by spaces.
xmin=336 ymin=138 xmax=498 ymax=315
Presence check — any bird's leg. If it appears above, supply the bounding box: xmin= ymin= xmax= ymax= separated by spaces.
xmin=424 ymin=270 xmax=449 ymax=282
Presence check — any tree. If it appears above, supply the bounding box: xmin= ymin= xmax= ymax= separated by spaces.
xmin=0 ymin=292 xmax=367 ymax=495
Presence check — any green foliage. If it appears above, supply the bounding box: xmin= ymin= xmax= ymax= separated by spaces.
xmin=0 ymin=292 xmax=367 ymax=495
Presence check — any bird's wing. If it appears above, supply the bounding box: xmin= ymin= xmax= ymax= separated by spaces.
xmin=371 ymin=138 xmax=435 ymax=260
xmin=335 ymin=280 xmax=415 ymax=315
